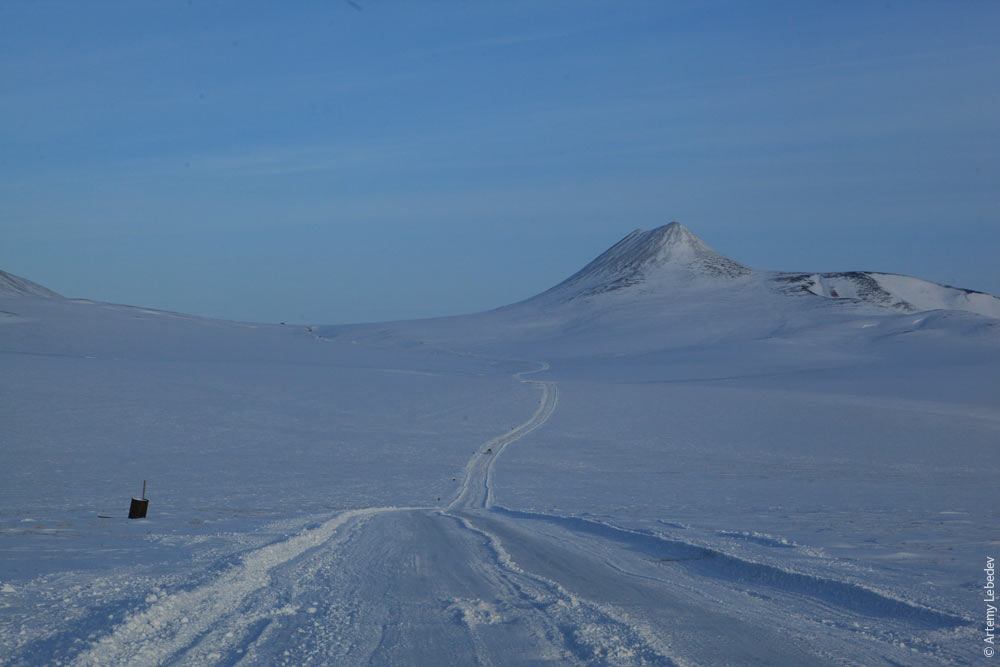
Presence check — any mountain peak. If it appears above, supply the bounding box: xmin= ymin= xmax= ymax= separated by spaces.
xmin=652 ymin=220 xmax=699 ymax=243
xmin=542 ymin=223 xmax=751 ymax=300
xmin=634 ymin=222 xmax=715 ymax=260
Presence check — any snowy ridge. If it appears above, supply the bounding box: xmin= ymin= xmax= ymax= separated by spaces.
xmin=773 ymin=270 xmax=1000 ymax=319
xmin=0 ymin=269 xmax=61 ymax=298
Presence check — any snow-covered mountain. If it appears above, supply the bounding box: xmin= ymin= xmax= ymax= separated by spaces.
xmin=529 ymin=221 xmax=1000 ymax=318
xmin=0 ymin=269 xmax=62 ymax=298
xmin=319 ymin=223 xmax=1000 ymax=361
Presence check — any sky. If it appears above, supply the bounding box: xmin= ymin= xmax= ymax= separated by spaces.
xmin=2 ymin=0 xmax=997 ymax=324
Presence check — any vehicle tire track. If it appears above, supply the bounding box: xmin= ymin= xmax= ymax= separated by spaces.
xmin=448 ymin=361 xmax=558 ymax=512
xmin=444 ymin=512 xmax=680 ymax=666
xmin=70 ymin=507 xmax=412 ymax=666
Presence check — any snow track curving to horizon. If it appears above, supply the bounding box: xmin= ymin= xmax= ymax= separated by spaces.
xmin=449 ymin=362 xmax=558 ymax=512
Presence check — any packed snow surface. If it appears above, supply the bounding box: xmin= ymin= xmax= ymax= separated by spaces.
xmin=2 ymin=225 xmax=998 ymax=665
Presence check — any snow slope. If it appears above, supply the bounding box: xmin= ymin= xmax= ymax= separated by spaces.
xmin=2 ymin=227 xmax=998 ymax=665
xmin=0 ymin=269 xmax=62 ymax=299
xmin=775 ymin=270 xmax=1000 ymax=318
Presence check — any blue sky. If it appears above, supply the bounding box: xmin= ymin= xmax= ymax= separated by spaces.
xmin=2 ymin=1 xmax=997 ymax=323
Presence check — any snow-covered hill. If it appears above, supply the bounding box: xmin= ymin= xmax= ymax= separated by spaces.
xmin=0 ymin=269 xmax=62 ymax=298
xmin=1 ymin=229 xmax=998 ymax=665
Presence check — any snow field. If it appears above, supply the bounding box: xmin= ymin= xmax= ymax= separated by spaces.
xmin=3 ymin=224 xmax=998 ymax=664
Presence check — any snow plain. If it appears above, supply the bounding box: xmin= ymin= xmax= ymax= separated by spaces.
xmin=1 ymin=226 xmax=998 ymax=665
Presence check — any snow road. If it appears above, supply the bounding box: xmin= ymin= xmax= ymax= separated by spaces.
xmin=449 ymin=362 xmax=558 ymax=512
xmin=64 ymin=361 xmax=971 ymax=666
